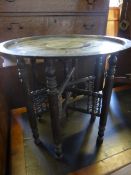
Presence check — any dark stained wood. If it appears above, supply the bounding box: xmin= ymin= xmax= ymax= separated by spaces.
xmin=0 ymin=57 xmax=4 ymax=67
xmin=114 ymin=76 xmax=131 ymax=84
xmin=116 ymin=50 xmax=131 ymax=77
xmin=3 ymin=36 xmax=130 ymax=159
xmin=97 ymin=55 xmax=117 ymax=144
xmin=0 ymin=0 xmax=109 ymax=109
xmin=118 ymin=0 xmax=131 ymax=39
xmin=0 ymin=15 xmax=107 ymax=42
xmin=116 ymin=0 xmax=131 ymax=79
xmin=0 ymin=66 xmax=25 ymax=108
xmin=45 ymin=60 xmax=62 ymax=157
xmin=10 ymin=87 xmax=131 ymax=175
xmin=0 ymin=86 xmax=10 ymax=175
xmin=0 ymin=0 xmax=109 ymax=13
xmin=0 ymin=95 xmax=7 ymax=175
xmin=0 ymin=62 xmax=68 ymax=109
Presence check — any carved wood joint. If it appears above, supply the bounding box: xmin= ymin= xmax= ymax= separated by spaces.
xmin=45 ymin=60 xmax=58 ymax=93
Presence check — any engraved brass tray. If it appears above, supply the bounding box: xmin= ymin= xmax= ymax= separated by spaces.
xmin=0 ymin=35 xmax=131 ymax=58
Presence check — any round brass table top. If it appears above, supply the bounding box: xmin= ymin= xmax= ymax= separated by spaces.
xmin=0 ymin=35 xmax=131 ymax=58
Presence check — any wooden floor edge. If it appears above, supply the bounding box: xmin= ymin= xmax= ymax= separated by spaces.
xmin=110 ymin=162 xmax=131 ymax=175
xmin=68 ymin=149 xmax=131 ymax=175
xmin=11 ymin=115 xmax=26 ymax=175
xmin=110 ymin=163 xmax=131 ymax=175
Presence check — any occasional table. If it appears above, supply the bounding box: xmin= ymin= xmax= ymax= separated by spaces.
xmin=0 ymin=35 xmax=131 ymax=158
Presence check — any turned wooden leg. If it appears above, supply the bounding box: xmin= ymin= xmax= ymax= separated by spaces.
xmin=45 ymin=59 xmax=62 ymax=158
xmin=30 ymin=58 xmax=38 ymax=90
xmin=97 ymin=54 xmax=117 ymax=145
xmin=27 ymin=97 xmax=40 ymax=144
xmin=17 ymin=58 xmax=40 ymax=144
xmin=91 ymin=56 xmax=103 ymax=122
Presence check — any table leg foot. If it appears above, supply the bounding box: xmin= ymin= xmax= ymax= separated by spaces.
xmin=27 ymin=109 xmax=40 ymax=145
xmin=90 ymin=115 xmax=96 ymax=123
xmin=97 ymin=121 xmax=106 ymax=145
xmin=34 ymin=138 xmax=41 ymax=145
xmin=96 ymin=135 xmax=103 ymax=146
xmin=35 ymin=139 xmax=64 ymax=159
xmin=54 ymin=144 xmax=63 ymax=159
